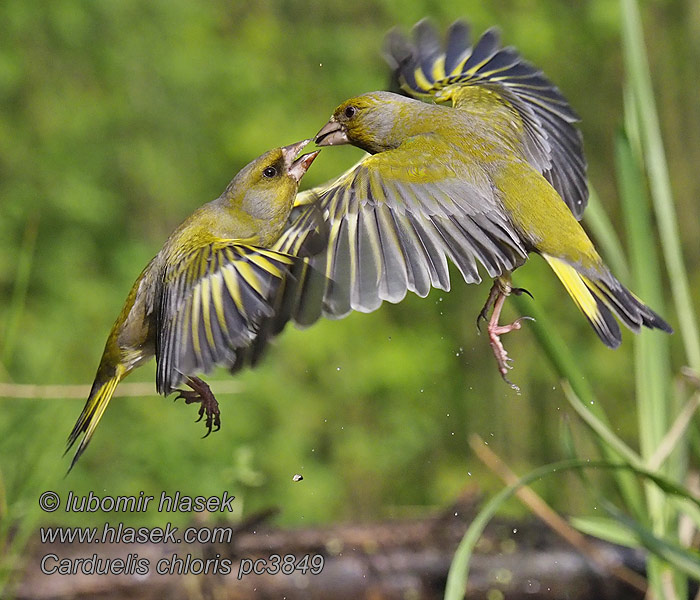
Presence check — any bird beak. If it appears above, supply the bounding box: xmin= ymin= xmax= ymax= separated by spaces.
xmin=282 ymin=140 xmax=320 ymax=183
xmin=315 ymin=118 xmax=349 ymax=147
xmin=289 ymin=150 xmax=320 ymax=183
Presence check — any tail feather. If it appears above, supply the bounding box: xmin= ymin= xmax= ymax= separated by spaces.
xmin=582 ymin=275 xmax=672 ymax=333
xmin=543 ymin=254 xmax=672 ymax=348
xmin=544 ymin=254 xmax=622 ymax=347
xmin=65 ymin=367 xmax=124 ymax=471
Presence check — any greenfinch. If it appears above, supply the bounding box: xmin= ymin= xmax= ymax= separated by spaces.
xmin=67 ymin=140 xmax=319 ymax=469
xmin=279 ymin=19 xmax=672 ymax=386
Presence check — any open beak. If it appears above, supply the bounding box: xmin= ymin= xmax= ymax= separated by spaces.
xmin=315 ymin=118 xmax=349 ymax=147
xmin=289 ymin=150 xmax=320 ymax=183
xmin=282 ymin=140 xmax=320 ymax=183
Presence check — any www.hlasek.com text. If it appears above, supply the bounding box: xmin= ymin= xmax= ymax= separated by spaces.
xmin=40 ymin=522 xmax=233 ymax=545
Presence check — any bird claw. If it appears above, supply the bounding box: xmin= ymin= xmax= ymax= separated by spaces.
xmin=476 ymin=306 xmax=491 ymax=333
xmin=199 ymin=401 xmax=221 ymax=438
xmin=173 ymin=376 xmax=221 ymax=438
xmin=503 ymin=375 xmax=520 ymax=393
xmin=174 ymin=390 xmax=199 ymax=405
xmin=511 ymin=287 xmax=534 ymax=299
xmin=488 ymin=334 xmax=520 ymax=391
xmin=476 ymin=312 xmax=487 ymax=334
xmin=489 ymin=328 xmax=523 ymax=392
xmin=476 ymin=283 xmax=501 ymax=333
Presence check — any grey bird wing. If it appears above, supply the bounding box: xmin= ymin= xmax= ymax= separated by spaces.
xmin=385 ymin=19 xmax=588 ymax=219
xmin=155 ymin=242 xmax=294 ymax=394
xmin=270 ymin=137 xmax=529 ymax=325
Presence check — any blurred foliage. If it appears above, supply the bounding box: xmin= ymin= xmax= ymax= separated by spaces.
xmin=1 ymin=0 xmax=699 ymax=591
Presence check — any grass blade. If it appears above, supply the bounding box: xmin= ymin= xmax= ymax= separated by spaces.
xmin=514 ymin=294 xmax=645 ymax=518
xmin=443 ymin=458 xmax=700 ymax=599
xmin=1 ymin=215 xmax=39 ymax=368
xmin=621 ymin=0 xmax=700 ymax=371
xmin=583 ymin=186 xmax=630 ymax=282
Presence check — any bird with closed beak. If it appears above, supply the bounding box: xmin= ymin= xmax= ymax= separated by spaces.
xmin=66 ymin=140 xmax=319 ymax=469
xmin=286 ymin=18 xmax=671 ymax=387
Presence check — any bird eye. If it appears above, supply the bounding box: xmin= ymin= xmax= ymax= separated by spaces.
xmin=262 ymin=166 xmax=277 ymax=178
xmin=344 ymin=105 xmax=356 ymax=119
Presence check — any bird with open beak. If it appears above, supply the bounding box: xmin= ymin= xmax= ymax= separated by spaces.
xmin=67 ymin=140 xmax=319 ymax=469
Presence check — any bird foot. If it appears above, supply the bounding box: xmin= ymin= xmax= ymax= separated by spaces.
xmin=174 ymin=376 xmax=221 ymax=437
xmin=479 ymin=279 xmax=534 ymax=391
xmin=476 ymin=283 xmax=501 ymax=332
xmin=487 ymin=316 xmax=535 ymax=391
xmin=491 ymin=315 xmax=535 ymax=337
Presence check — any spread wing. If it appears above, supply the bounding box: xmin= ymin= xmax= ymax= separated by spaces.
xmin=271 ymin=138 xmax=529 ymax=324
xmin=384 ymin=19 xmax=588 ymax=219
xmin=155 ymin=242 xmax=294 ymax=394
xmin=226 ymin=188 xmax=336 ymax=374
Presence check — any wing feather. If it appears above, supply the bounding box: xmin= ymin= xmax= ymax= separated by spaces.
xmin=256 ymin=135 xmax=527 ymax=343
xmin=427 ymin=216 xmax=480 ymax=283
xmin=353 ymin=208 xmax=382 ymax=312
xmin=383 ymin=206 xmax=427 ymax=297
xmin=385 ymin=19 xmax=588 ymax=219
xmin=404 ymin=211 xmax=451 ymax=292
xmin=375 ymin=203 xmax=409 ymax=303
xmin=274 ymin=141 xmax=527 ymax=322
xmin=155 ymin=243 xmax=293 ymax=394
xmin=443 ymin=21 xmax=472 ymax=74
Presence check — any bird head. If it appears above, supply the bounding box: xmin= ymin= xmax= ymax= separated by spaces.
xmin=315 ymin=91 xmax=409 ymax=154
xmin=226 ymin=139 xmax=318 ymax=203
xmin=221 ymin=140 xmax=319 ymax=237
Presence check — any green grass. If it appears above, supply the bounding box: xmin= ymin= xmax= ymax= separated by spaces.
xmin=445 ymin=1 xmax=700 ymax=598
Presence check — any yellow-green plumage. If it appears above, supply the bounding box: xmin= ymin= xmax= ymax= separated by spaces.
xmin=66 ymin=140 xmax=319 ymax=469
xmin=266 ymin=19 xmax=670 ymax=367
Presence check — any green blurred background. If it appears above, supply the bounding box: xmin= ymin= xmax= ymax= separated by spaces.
xmin=1 ymin=0 xmax=698 ymax=561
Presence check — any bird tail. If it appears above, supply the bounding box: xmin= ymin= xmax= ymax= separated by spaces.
xmin=65 ymin=364 xmax=126 ymax=471
xmin=542 ymin=254 xmax=672 ymax=348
